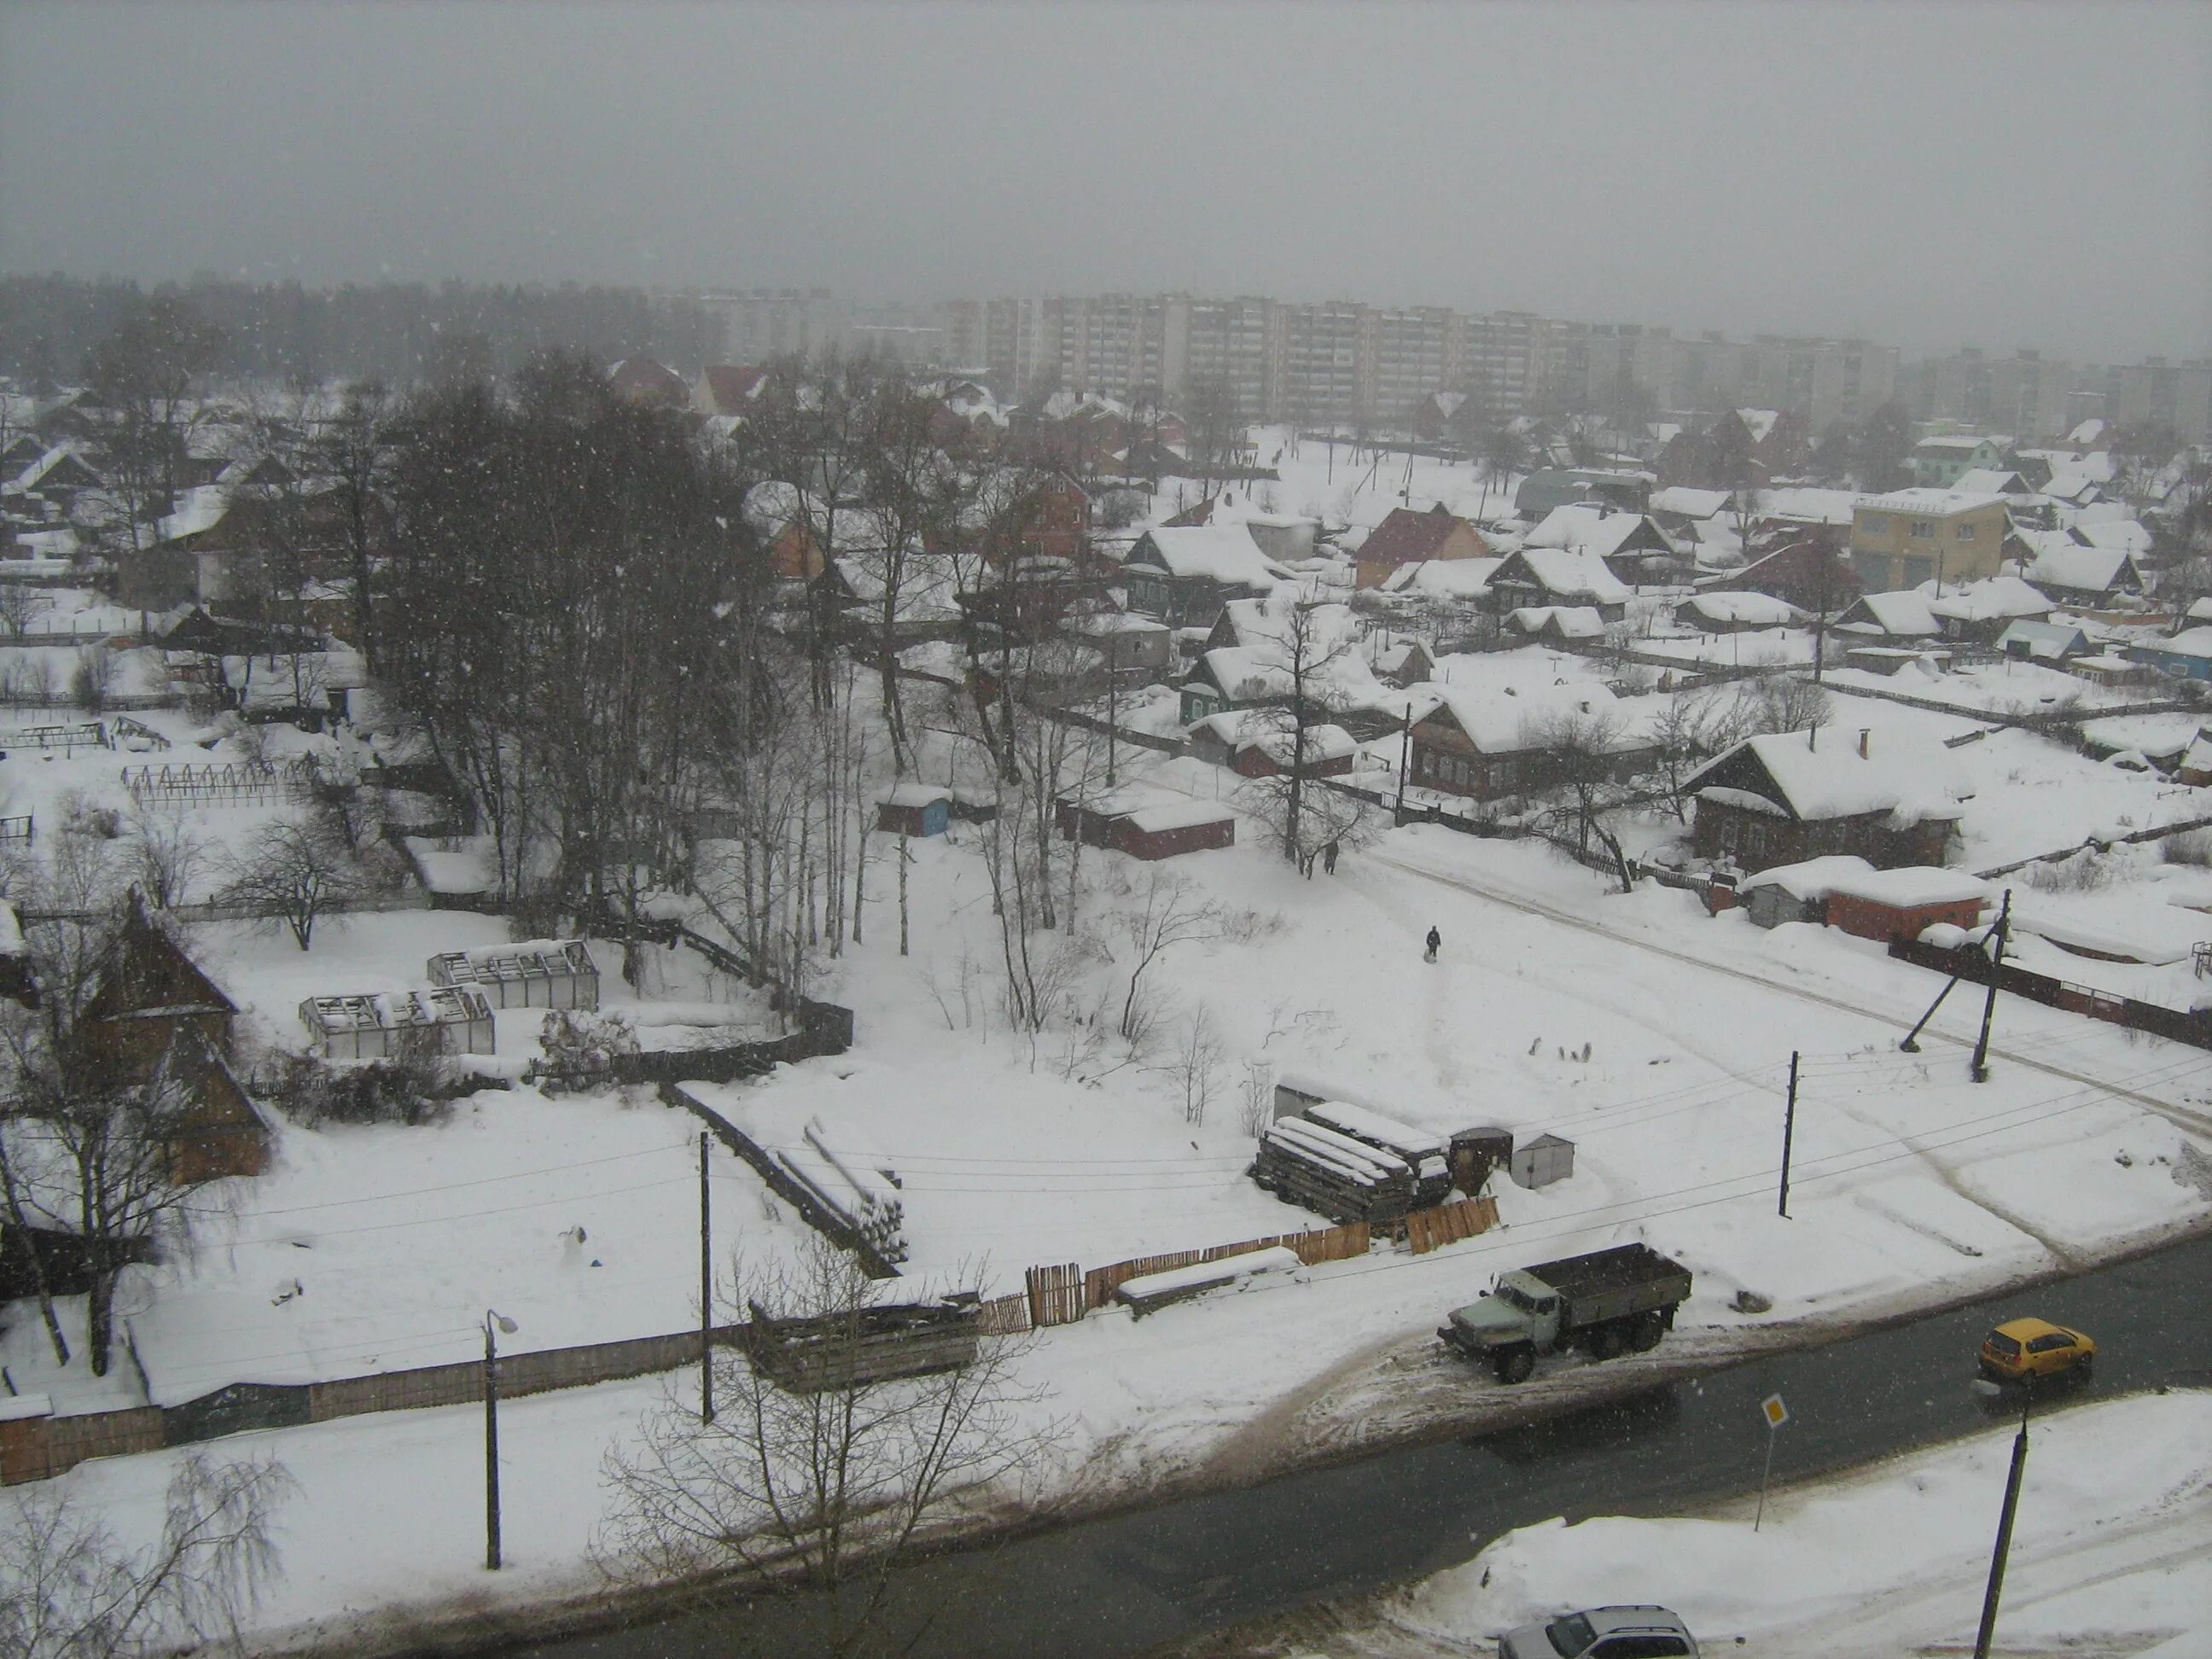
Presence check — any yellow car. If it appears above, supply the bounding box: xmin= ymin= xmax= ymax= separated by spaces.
xmin=1979 ymin=1317 xmax=2095 ymax=1382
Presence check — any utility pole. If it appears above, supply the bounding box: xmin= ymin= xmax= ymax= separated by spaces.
xmin=1971 ymin=1402 xmax=2032 ymax=1659
xmin=483 ymin=1309 xmax=517 ymax=1570
xmin=1778 ymin=1051 xmax=1799 ymax=1218
xmin=1106 ymin=657 xmax=1119 ymax=788
xmin=1394 ymin=704 xmax=1413 ymax=826
xmin=1970 ymin=888 xmax=2012 ymax=1083
xmin=699 ymin=1131 xmax=714 ymax=1423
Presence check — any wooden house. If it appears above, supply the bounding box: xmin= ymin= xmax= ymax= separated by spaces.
xmin=1697 ymin=540 xmax=1861 ymax=614
xmin=1685 ymin=729 xmax=1965 ymax=874
xmin=1351 ymin=505 xmax=1491 ymax=591
xmin=1121 ymin=526 xmax=1282 ymax=628
xmin=79 ymin=904 xmax=268 ymax=1182
xmin=1522 ymin=504 xmax=1680 ymax=585
xmin=1484 ymin=547 xmax=1633 ymax=621
xmin=1408 ymin=683 xmax=1648 ymax=802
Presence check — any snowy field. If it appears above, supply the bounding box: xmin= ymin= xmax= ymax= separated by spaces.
xmin=1333 ymin=1391 xmax=2212 ymax=1658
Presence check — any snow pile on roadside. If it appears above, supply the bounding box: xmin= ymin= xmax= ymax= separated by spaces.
xmin=1382 ymin=1391 xmax=2212 ymax=1658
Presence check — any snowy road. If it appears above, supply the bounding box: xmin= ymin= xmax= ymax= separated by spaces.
xmin=501 ymin=1231 xmax=2212 ymax=1659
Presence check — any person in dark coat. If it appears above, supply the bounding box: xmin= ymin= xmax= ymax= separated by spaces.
xmin=1323 ymin=840 xmax=1340 ymax=875
xmin=1424 ymin=925 xmax=1441 ymax=963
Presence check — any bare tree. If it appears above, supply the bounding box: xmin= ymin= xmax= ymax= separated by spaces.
xmin=129 ymin=804 xmax=209 ymax=911
xmin=598 ymin=1237 xmax=1050 ymax=1658
xmin=1525 ymin=705 xmax=1638 ymax=891
xmin=1743 ymin=673 xmax=1832 ymax=736
xmin=1115 ymin=869 xmax=1241 ymax=1043
xmin=1647 ymin=683 xmax=1752 ymax=822
xmin=70 ymin=645 xmax=117 ymax=714
xmin=0 ymin=1452 xmax=294 ymax=1658
xmin=0 ymin=583 xmax=50 ymax=640
xmin=217 ymin=818 xmax=368 ymax=949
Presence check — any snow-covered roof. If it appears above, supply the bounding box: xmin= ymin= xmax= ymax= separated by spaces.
xmin=2076 ymin=519 xmax=2151 ymax=556
xmin=1950 ymin=469 xmax=2029 ymax=495
xmin=1075 ymin=783 xmax=1235 ymax=835
xmin=1994 ymin=620 xmax=2091 ymax=660
xmin=1922 ymin=575 xmax=2051 ymax=623
xmin=1400 ymin=556 xmax=1504 ymax=599
xmin=1824 ymin=865 xmax=1988 ymax=908
xmin=1691 ymin=729 xmax=1966 ymax=825
xmin=1758 ymin=487 xmax=1865 ymax=526
xmin=155 ymin=484 xmax=229 ymax=544
xmin=1131 ymin=525 xmax=1281 ymax=588
xmin=2140 ymin=626 xmax=2212 ymax=660
xmin=1863 ymin=488 xmax=2010 ymax=515
xmin=1679 ymin=591 xmax=1802 ymax=628
xmin=1844 ymin=590 xmax=1941 ymax=637
xmin=1740 ymin=854 xmax=1883 ymax=901
xmin=880 ymin=781 xmax=952 ymax=808
xmin=2017 ymin=542 xmax=2134 ymax=596
xmin=1734 ymin=408 xmax=1782 ymax=444
xmin=1507 ymin=604 xmax=1607 ymax=639
xmin=1912 ymin=435 xmax=2000 ymax=455
xmin=1505 ymin=545 xmax=1634 ymax=605
xmin=1423 ymin=680 xmax=1633 ymax=754
xmin=1649 ymin=486 xmax=1733 ymax=521
xmin=1243 ymin=722 xmax=1359 ymax=765
xmin=1524 ymin=504 xmax=1672 ymax=562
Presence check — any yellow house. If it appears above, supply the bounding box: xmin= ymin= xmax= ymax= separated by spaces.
xmin=1849 ymin=491 xmax=2013 ymax=591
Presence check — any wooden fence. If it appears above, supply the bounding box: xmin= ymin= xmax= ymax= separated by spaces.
xmin=0 ymin=1196 xmax=1487 ymax=1486
xmin=1889 ymin=937 xmax=2212 ymax=1051
xmin=1023 ymin=1262 xmax=1086 ymax=1329
xmin=1406 ymin=1195 xmax=1500 ymax=1254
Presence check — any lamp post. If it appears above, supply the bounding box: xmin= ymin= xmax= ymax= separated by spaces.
xmin=484 ymin=1308 xmax=518 ymax=1570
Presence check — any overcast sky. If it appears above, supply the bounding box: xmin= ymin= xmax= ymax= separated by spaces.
xmin=3 ymin=1 xmax=2206 ymax=362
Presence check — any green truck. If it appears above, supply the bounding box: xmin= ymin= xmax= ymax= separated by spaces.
xmin=1439 ymin=1243 xmax=1692 ymax=1383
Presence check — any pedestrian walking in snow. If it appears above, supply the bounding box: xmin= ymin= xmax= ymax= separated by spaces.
xmin=1323 ymin=840 xmax=1340 ymax=875
xmin=1424 ymin=925 xmax=1441 ymax=963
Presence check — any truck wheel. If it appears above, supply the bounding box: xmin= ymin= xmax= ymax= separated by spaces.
xmin=1590 ymin=1322 xmax=1625 ymax=1360
xmin=1630 ymin=1312 xmax=1665 ymax=1352
xmin=1494 ymin=1346 xmax=1535 ymax=1384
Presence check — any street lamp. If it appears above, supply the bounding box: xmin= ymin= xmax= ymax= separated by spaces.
xmin=484 ymin=1308 xmax=518 ymax=1570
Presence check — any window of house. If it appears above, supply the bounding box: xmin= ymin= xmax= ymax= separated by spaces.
xmin=1955 ymin=522 xmax=1976 ymax=540
xmin=1909 ymin=521 xmax=1935 ymax=538
xmin=1860 ymin=514 xmax=1888 ymax=535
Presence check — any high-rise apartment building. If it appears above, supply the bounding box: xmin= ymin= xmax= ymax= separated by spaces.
xmin=2106 ymin=357 xmax=2212 ymax=443
xmin=697 ymin=288 xmax=854 ymax=363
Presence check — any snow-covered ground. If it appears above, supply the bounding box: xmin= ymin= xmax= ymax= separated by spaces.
xmin=1326 ymin=1391 xmax=2212 ymax=1658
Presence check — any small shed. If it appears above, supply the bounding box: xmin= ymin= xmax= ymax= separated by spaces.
xmin=876 ymin=783 xmax=952 ymax=838
xmin=299 ymin=987 xmax=496 ymax=1061
xmin=428 ymin=940 xmax=600 ymax=1011
xmin=1449 ymin=1126 xmax=1516 ymax=1196
xmin=1738 ymin=856 xmax=1866 ymax=929
xmin=1510 ymin=1132 xmax=1575 ymax=1190
xmin=1056 ymin=786 xmax=1236 ymax=861
xmin=1823 ymin=865 xmax=1988 ymax=944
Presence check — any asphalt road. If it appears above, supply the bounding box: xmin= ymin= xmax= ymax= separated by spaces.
xmin=497 ymin=1229 xmax=2212 ymax=1659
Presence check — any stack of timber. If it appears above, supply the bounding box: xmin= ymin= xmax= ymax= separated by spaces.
xmin=1251 ymin=1115 xmax=1422 ymax=1225
xmin=1301 ymin=1101 xmax=1453 ymax=1206
xmin=742 ymin=1295 xmax=980 ymax=1394
xmin=770 ymin=1116 xmax=906 ymax=1266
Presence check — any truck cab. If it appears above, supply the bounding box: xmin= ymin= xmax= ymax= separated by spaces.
xmin=1449 ymin=1272 xmax=1561 ymax=1348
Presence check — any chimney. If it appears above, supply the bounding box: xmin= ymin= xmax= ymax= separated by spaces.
xmin=1858 ymin=728 xmax=1871 ymax=759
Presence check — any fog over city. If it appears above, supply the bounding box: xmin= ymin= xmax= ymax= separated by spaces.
xmin=2 ymin=0 xmax=2206 ymax=359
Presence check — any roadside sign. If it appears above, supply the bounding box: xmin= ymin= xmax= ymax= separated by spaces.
xmin=1755 ymin=1394 xmax=1790 ymax=1532
xmin=1761 ymin=1394 xmax=1790 ymax=1429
